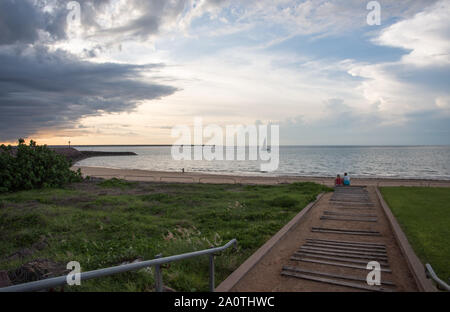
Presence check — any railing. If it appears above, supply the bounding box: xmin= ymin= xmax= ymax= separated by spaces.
xmin=425 ymin=263 xmax=450 ymax=291
xmin=0 ymin=239 xmax=237 ymax=292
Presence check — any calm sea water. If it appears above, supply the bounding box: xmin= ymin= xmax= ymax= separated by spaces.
xmin=74 ymin=146 xmax=450 ymax=180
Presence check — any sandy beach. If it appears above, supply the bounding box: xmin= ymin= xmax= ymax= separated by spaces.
xmin=72 ymin=166 xmax=450 ymax=187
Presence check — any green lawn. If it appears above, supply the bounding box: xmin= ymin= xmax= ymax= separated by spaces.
xmin=0 ymin=179 xmax=329 ymax=291
xmin=380 ymin=187 xmax=450 ymax=283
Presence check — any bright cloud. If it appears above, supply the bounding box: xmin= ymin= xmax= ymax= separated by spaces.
xmin=375 ymin=0 xmax=450 ymax=66
xmin=344 ymin=0 xmax=450 ymax=126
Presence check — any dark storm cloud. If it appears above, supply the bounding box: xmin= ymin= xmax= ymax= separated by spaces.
xmin=0 ymin=0 xmax=47 ymax=44
xmin=0 ymin=0 xmax=185 ymax=141
xmin=0 ymin=0 xmax=114 ymax=45
xmin=0 ymin=0 xmax=225 ymax=46
xmin=0 ymin=46 xmax=178 ymax=140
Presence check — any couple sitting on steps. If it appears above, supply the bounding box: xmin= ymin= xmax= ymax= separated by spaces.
xmin=335 ymin=172 xmax=350 ymax=186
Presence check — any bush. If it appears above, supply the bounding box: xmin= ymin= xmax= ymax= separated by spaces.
xmin=0 ymin=139 xmax=82 ymax=192
xmin=140 ymin=193 xmax=170 ymax=202
xmin=268 ymin=196 xmax=298 ymax=208
xmin=99 ymin=178 xmax=136 ymax=189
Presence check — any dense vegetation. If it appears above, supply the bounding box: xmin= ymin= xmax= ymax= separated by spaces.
xmin=0 ymin=139 xmax=82 ymax=193
xmin=380 ymin=187 xmax=450 ymax=283
xmin=0 ymin=180 xmax=329 ymax=291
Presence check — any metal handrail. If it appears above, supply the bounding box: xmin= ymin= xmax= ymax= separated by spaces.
xmin=425 ymin=263 xmax=450 ymax=291
xmin=0 ymin=239 xmax=237 ymax=292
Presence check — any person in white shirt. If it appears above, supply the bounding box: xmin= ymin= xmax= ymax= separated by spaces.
xmin=343 ymin=172 xmax=351 ymax=186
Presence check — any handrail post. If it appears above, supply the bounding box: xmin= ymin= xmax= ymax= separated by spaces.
xmin=154 ymin=254 xmax=163 ymax=292
xmin=209 ymin=249 xmax=215 ymax=292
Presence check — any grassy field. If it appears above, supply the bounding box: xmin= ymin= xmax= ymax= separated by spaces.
xmin=380 ymin=187 xmax=450 ymax=283
xmin=0 ymin=179 xmax=329 ymax=291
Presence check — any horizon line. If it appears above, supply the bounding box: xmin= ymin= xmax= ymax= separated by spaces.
xmin=47 ymin=144 xmax=450 ymax=147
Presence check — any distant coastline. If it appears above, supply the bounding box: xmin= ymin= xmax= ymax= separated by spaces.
xmin=51 ymin=147 xmax=137 ymax=163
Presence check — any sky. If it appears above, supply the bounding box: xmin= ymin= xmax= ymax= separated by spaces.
xmin=0 ymin=0 xmax=449 ymax=145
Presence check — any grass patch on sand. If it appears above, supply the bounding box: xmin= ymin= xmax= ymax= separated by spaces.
xmin=380 ymin=187 xmax=450 ymax=283
xmin=98 ymin=178 xmax=137 ymax=189
xmin=0 ymin=180 xmax=329 ymax=291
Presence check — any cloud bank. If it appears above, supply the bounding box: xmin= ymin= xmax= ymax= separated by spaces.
xmin=0 ymin=46 xmax=177 ymax=140
xmin=0 ymin=0 xmax=179 ymax=141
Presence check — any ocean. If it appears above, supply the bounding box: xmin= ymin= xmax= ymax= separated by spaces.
xmin=74 ymin=145 xmax=450 ymax=180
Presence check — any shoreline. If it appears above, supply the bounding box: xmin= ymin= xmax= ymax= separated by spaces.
xmin=72 ymin=166 xmax=450 ymax=187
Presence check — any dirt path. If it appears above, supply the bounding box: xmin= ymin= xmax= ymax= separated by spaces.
xmin=230 ymin=186 xmax=418 ymax=292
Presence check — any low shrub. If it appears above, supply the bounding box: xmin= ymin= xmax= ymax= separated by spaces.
xmin=141 ymin=193 xmax=171 ymax=202
xmin=269 ymin=196 xmax=298 ymax=208
xmin=98 ymin=178 xmax=136 ymax=189
xmin=0 ymin=139 xmax=82 ymax=192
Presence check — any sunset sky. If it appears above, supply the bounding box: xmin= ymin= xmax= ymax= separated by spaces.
xmin=0 ymin=0 xmax=449 ymax=145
